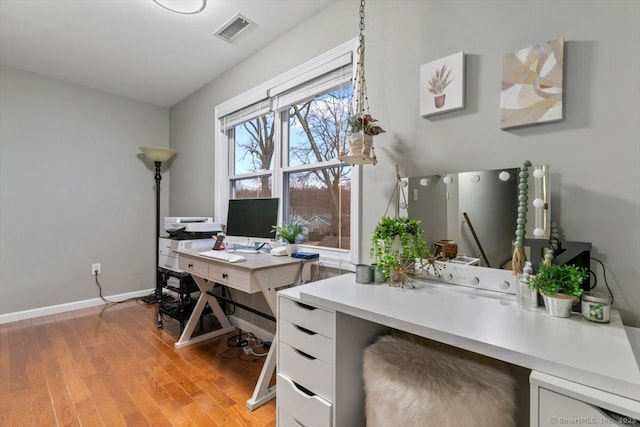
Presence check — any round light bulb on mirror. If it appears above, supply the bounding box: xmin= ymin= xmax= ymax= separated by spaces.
xmin=533 ymin=168 xmax=545 ymax=179
xmin=498 ymin=171 xmax=511 ymax=181
xmin=443 ymin=175 xmax=453 ymax=184
xmin=533 ymin=227 xmax=545 ymax=237
xmin=532 ymin=198 xmax=545 ymax=209
xmin=420 ymin=178 xmax=430 ymax=187
xmin=470 ymin=174 xmax=480 ymax=183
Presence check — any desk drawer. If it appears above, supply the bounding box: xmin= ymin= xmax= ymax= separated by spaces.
xmin=178 ymin=257 xmax=208 ymax=276
xmin=279 ymin=297 xmax=333 ymax=338
xmin=280 ymin=319 xmax=332 ymax=364
xmin=277 ymin=374 xmax=332 ymax=427
xmin=279 ymin=342 xmax=332 ymax=401
xmin=208 ymin=265 xmax=254 ymax=292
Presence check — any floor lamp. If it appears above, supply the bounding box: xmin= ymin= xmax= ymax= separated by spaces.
xmin=139 ymin=146 xmax=177 ymax=316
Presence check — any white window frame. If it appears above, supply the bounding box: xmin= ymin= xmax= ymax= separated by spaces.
xmin=214 ymin=39 xmax=361 ymax=270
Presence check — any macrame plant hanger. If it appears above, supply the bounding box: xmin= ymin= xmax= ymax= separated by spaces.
xmin=338 ymin=0 xmax=378 ymax=165
xmin=384 ymin=164 xmax=407 ymax=219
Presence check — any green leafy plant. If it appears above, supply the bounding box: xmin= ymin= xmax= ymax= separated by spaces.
xmin=428 ymin=64 xmax=453 ymax=96
xmin=528 ymin=263 xmax=589 ymax=298
xmin=370 ymin=216 xmax=429 ymax=282
xmin=348 ymin=113 xmax=386 ymax=136
xmin=271 ymin=222 xmax=306 ymax=244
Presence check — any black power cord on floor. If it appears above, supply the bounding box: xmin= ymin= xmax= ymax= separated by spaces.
xmin=93 ymin=272 xmax=143 ymax=307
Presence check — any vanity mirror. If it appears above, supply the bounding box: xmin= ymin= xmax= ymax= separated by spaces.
xmin=407 ymin=165 xmax=550 ymax=270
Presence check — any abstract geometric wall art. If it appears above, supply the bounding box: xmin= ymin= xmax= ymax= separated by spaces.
xmin=500 ymin=37 xmax=565 ymax=129
xmin=420 ymin=51 xmax=465 ymax=117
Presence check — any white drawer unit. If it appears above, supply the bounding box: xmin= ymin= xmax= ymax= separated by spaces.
xmin=277 ymin=375 xmax=332 ymax=427
xmin=279 ymin=319 xmax=332 ymax=363
xmin=530 ymin=371 xmax=640 ymax=427
xmin=277 ymin=293 xmax=335 ymax=427
xmin=279 ymin=296 xmax=334 ymax=338
xmin=279 ymin=342 xmax=332 ymax=401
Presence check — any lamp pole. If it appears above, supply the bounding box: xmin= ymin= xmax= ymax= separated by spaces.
xmin=138 ymin=146 xmax=176 ymax=327
xmin=153 ymin=161 xmax=162 ymax=309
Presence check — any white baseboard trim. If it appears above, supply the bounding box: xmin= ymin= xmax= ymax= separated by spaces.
xmin=228 ymin=315 xmax=275 ymax=344
xmin=0 ymin=288 xmax=155 ymax=325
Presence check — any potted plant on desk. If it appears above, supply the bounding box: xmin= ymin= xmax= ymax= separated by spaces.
xmin=528 ymin=263 xmax=589 ymax=318
xmin=271 ymin=222 xmax=306 ymax=255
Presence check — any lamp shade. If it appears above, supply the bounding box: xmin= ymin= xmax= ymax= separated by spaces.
xmin=139 ymin=146 xmax=177 ymax=163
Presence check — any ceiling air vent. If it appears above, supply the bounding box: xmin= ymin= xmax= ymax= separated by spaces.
xmin=214 ymin=13 xmax=252 ymax=42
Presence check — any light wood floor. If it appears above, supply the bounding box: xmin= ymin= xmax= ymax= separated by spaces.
xmin=0 ymin=300 xmax=276 ymax=427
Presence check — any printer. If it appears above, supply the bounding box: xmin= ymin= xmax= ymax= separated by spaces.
xmin=164 ymin=217 xmax=223 ymax=239
xmin=160 ymin=217 xmax=223 ymax=272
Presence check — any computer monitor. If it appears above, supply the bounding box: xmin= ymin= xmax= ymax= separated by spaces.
xmin=224 ymin=197 xmax=279 ymax=249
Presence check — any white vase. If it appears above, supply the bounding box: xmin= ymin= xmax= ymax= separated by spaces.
xmin=348 ymin=133 xmax=374 ymax=156
xmin=286 ymin=243 xmax=298 ymax=256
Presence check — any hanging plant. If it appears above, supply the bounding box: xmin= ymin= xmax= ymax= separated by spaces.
xmin=348 ymin=113 xmax=386 ymax=136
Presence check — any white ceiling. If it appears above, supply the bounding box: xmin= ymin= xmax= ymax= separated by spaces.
xmin=0 ymin=0 xmax=337 ymax=107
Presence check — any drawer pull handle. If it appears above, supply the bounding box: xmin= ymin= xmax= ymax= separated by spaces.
xmin=294 ymin=301 xmax=316 ymax=311
xmin=222 ymin=273 xmax=228 ymax=279
xmin=292 ymin=380 xmax=315 ymax=397
xmin=188 ymin=263 xmax=193 ymax=268
xmin=293 ymin=324 xmax=317 ymax=336
xmin=293 ymin=348 xmax=316 ymax=360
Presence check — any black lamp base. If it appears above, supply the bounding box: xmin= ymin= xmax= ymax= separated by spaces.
xmin=141 ymin=288 xmax=172 ymax=305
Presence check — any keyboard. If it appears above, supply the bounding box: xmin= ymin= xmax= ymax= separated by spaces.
xmin=198 ymin=250 xmax=247 ymax=263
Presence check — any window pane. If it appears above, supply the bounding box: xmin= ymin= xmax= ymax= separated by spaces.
xmin=286 ymin=166 xmax=351 ymax=249
xmin=232 ymin=176 xmax=272 ymax=198
xmin=288 ymin=86 xmax=352 ymax=167
xmin=233 ymin=113 xmax=275 ymax=174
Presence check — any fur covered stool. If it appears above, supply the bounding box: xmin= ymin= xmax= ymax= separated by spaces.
xmin=363 ymin=333 xmax=515 ymax=427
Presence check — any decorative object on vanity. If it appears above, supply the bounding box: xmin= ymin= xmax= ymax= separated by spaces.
xmin=370 ymin=216 xmax=430 ymax=287
xmin=271 ymin=222 xmax=306 ymax=256
xmin=500 ymin=36 xmax=565 ymax=129
xmin=581 ymin=292 xmax=612 ymax=323
xmin=338 ymin=0 xmax=384 ymax=166
xmin=528 ymin=263 xmax=589 ymax=318
xmin=433 ymin=239 xmax=458 ymax=260
xmin=420 ymin=51 xmax=465 ymax=117
xmin=512 ymin=160 xmax=532 ymax=274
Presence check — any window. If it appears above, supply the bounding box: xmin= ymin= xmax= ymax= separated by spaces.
xmin=215 ymin=40 xmax=360 ymax=268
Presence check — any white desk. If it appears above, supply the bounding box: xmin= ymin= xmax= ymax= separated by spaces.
xmin=277 ymin=274 xmax=640 ymax=426
xmin=175 ymin=248 xmax=313 ymax=410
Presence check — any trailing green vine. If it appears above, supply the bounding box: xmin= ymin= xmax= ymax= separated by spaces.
xmin=370 ymin=216 xmax=429 ymax=282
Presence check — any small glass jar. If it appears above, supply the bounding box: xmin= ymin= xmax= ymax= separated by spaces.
xmin=581 ymin=292 xmax=611 ymax=323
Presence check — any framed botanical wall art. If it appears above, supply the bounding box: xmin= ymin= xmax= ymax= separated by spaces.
xmin=420 ymin=51 xmax=465 ymax=117
xmin=500 ymin=37 xmax=565 ymax=129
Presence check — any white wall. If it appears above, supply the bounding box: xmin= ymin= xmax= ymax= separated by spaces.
xmin=170 ymin=0 xmax=639 ymax=325
xmin=0 ymin=65 xmax=170 ymax=315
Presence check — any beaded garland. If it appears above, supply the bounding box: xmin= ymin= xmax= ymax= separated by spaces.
xmin=512 ymin=160 xmax=532 ymax=274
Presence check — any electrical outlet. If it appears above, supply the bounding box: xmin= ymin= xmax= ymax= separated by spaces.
xmin=92 ymin=263 xmax=101 ymax=275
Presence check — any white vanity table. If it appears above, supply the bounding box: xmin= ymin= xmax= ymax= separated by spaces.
xmin=276 ymin=273 xmax=640 ymax=427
